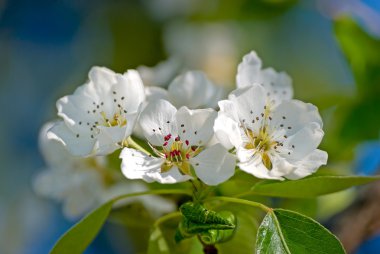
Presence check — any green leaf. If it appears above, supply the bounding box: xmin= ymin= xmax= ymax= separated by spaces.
xmin=251 ymin=175 xmax=380 ymax=198
xmin=50 ymin=189 xmax=192 ymax=254
xmin=256 ymin=209 xmax=345 ymax=254
xmin=50 ymin=200 xmax=114 ymax=254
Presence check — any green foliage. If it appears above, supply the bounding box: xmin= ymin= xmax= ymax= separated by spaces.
xmin=256 ymin=209 xmax=345 ymax=254
xmin=50 ymin=200 xmax=114 ymax=254
xmin=250 ymin=175 xmax=380 ymax=198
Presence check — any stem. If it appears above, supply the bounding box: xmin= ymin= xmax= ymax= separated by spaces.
xmin=154 ymin=211 xmax=182 ymax=227
xmin=126 ymin=136 xmax=151 ymax=155
xmin=205 ymin=196 xmax=271 ymax=212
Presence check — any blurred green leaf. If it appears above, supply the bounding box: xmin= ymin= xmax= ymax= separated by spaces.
xmin=250 ymin=175 xmax=380 ymax=198
xmin=334 ymin=18 xmax=380 ymax=95
xmin=50 ymin=200 xmax=114 ymax=254
xmin=256 ymin=209 xmax=345 ymax=253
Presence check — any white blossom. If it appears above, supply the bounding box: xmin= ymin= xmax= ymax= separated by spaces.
xmin=236 ymin=51 xmax=293 ymax=106
xmin=34 ymin=122 xmax=175 ymax=219
xmin=214 ymin=84 xmax=327 ymax=180
xmin=48 ymin=66 xmax=145 ymax=156
xmin=120 ymin=100 xmax=236 ymax=186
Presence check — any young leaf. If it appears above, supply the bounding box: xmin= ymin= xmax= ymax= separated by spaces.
xmin=256 ymin=209 xmax=345 ymax=254
xmin=50 ymin=200 xmax=114 ymax=254
xmin=251 ymin=175 xmax=380 ymax=198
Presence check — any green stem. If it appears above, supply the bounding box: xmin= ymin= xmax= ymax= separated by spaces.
xmin=126 ymin=136 xmax=151 ymax=155
xmin=154 ymin=211 xmax=182 ymax=227
xmin=205 ymin=196 xmax=271 ymax=212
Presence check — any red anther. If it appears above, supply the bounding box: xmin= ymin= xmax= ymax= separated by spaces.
xmin=175 ymin=136 xmax=180 ymax=141
xmin=186 ymin=153 xmax=190 ymax=159
xmin=165 ymin=153 xmax=168 ymax=158
xmin=170 ymin=151 xmax=174 ymax=157
xmin=191 ymin=146 xmax=197 ymax=151
xmin=185 ymin=140 xmax=189 ymax=146
xmin=164 ymin=134 xmax=172 ymax=141
xmin=163 ymin=141 xmax=168 ymax=146
xmin=175 ymin=150 xmax=181 ymax=156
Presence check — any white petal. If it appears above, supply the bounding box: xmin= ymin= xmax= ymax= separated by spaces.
xmin=214 ymin=114 xmax=243 ymax=150
xmin=283 ymin=122 xmax=324 ymax=161
xmin=146 ymin=166 xmax=192 ymax=184
xmin=145 ymin=86 xmax=169 ymax=102
xmin=190 ymin=144 xmax=236 ymax=185
xmin=229 ymin=84 xmax=267 ymax=132
xmin=270 ymin=100 xmax=323 ymax=137
xmin=168 ymin=71 xmax=223 ymax=109
xmin=139 ymin=99 xmax=178 ymax=146
xmin=113 ymin=70 xmax=146 ymax=113
xmin=285 ymin=149 xmax=328 ymax=180
xmin=88 ymin=66 xmax=117 ymax=95
xmin=120 ymin=148 xmax=164 ymax=182
xmin=238 ymin=154 xmax=284 ymax=180
xmin=47 ymin=121 xmax=95 ymax=156
xmin=236 ymin=51 xmax=262 ymax=88
xmin=260 ymin=68 xmax=293 ymax=103
xmin=175 ymin=106 xmax=217 ymax=146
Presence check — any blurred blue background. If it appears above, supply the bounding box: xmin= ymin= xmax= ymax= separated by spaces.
xmin=0 ymin=0 xmax=379 ymax=253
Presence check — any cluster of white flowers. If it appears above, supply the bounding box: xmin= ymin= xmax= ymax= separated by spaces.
xmin=35 ymin=50 xmax=327 ymax=218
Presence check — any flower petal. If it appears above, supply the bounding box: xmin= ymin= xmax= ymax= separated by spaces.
xmin=236 ymin=51 xmax=262 ymax=88
xmin=120 ymin=148 xmax=164 ymax=183
xmin=229 ymin=84 xmax=267 ymax=132
xmin=285 ymin=149 xmax=328 ymax=180
xmin=120 ymin=147 xmax=191 ymax=184
xmin=214 ymin=114 xmax=243 ymax=150
xmin=175 ymin=106 xmax=217 ymax=146
xmin=270 ymin=100 xmax=323 ymax=137
xmin=47 ymin=121 xmax=95 ymax=156
xmin=190 ymin=144 xmax=236 ymax=185
xmin=238 ymin=154 xmax=284 ymax=180
xmin=283 ymin=122 xmax=324 ymax=161
xmin=139 ymin=99 xmax=178 ymax=146
xmin=168 ymin=71 xmax=224 ymax=109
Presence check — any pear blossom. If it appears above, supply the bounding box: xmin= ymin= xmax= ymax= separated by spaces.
xmin=48 ymin=66 xmax=145 ymax=156
xmin=214 ymin=84 xmax=327 ymax=180
xmin=120 ymin=99 xmax=236 ymax=186
xmin=236 ymin=51 xmax=293 ymax=106
xmin=34 ymin=122 xmax=175 ymax=219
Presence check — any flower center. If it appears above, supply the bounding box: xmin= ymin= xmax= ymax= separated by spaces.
xmin=151 ymin=135 xmax=202 ymax=175
xmin=244 ymin=127 xmax=277 ymax=170
xmin=100 ymin=111 xmax=127 ymax=127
